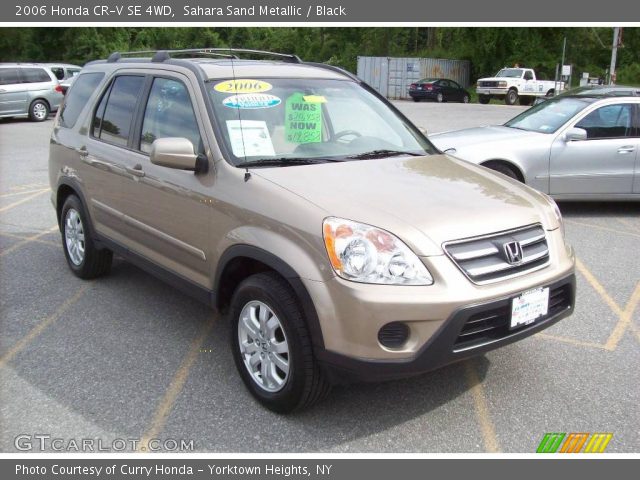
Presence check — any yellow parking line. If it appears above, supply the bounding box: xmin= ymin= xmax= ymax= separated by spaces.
xmin=0 ymin=226 xmax=58 ymax=257
xmin=565 ymin=219 xmax=640 ymax=240
xmin=604 ymin=282 xmax=640 ymax=351
xmin=575 ymin=258 xmax=623 ymax=317
xmin=0 ymin=189 xmax=49 ymax=213
xmin=0 ymin=188 xmax=49 ymax=199
xmin=138 ymin=319 xmax=215 ymax=451
xmin=464 ymin=361 xmax=500 ymax=453
xmin=0 ymin=230 xmax=58 ymax=247
xmin=0 ymin=284 xmax=89 ymax=369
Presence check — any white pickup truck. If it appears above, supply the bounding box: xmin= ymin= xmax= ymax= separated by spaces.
xmin=476 ymin=68 xmax=564 ymax=105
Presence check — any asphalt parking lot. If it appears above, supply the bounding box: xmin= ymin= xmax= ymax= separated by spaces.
xmin=1 ymin=102 xmax=639 ymax=453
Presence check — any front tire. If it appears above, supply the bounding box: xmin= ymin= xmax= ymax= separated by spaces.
xmin=29 ymin=99 xmax=49 ymax=122
xmin=483 ymin=161 xmax=520 ymax=181
xmin=230 ymin=272 xmax=330 ymax=413
xmin=60 ymin=195 xmax=112 ymax=279
xmin=505 ymin=89 xmax=519 ymax=105
xmin=436 ymin=92 xmax=444 ymax=103
xmin=478 ymin=94 xmax=491 ymax=104
xmin=412 ymin=97 xmax=420 ymax=102
xmin=462 ymin=94 xmax=470 ymax=103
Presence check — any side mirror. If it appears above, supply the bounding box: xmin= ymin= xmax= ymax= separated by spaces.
xmin=150 ymin=137 xmax=207 ymax=173
xmin=565 ymin=127 xmax=587 ymax=142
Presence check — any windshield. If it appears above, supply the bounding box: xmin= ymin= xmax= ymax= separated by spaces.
xmin=504 ymin=96 xmax=595 ymax=133
xmin=495 ymin=68 xmax=523 ymax=78
xmin=207 ymin=78 xmax=435 ymax=166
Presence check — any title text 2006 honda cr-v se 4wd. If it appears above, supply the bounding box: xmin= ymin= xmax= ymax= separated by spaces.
xmin=49 ymin=49 xmax=575 ymax=412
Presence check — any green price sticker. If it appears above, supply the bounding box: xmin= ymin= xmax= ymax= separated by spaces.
xmin=285 ymin=92 xmax=323 ymax=144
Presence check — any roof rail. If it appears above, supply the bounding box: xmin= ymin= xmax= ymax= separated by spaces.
xmin=106 ymin=48 xmax=302 ymax=64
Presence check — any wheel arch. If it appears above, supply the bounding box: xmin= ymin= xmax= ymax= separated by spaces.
xmin=214 ymin=244 xmax=325 ymax=350
xmin=480 ymin=159 xmax=525 ymax=183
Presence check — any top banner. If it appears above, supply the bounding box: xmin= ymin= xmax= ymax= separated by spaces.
xmin=4 ymin=0 xmax=640 ymax=23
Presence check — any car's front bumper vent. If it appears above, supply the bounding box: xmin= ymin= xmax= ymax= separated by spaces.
xmin=444 ymin=224 xmax=550 ymax=284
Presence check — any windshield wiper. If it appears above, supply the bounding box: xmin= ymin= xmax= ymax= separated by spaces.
xmin=236 ymin=157 xmax=343 ymax=168
xmin=346 ymin=149 xmax=423 ymax=160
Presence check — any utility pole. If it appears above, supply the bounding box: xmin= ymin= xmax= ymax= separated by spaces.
xmin=609 ymin=27 xmax=620 ymax=85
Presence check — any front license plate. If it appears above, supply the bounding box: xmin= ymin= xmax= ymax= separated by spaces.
xmin=511 ymin=287 xmax=549 ymax=329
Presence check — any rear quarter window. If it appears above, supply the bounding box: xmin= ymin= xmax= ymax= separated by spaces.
xmin=59 ymin=72 xmax=105 ymax=129
xmin=20 ymin=68 xmax=52 ymax=83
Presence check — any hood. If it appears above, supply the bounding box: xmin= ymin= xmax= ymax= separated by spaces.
xmin=254 ymin=155 xmax=555 ymax=257
xmin=430 ymin=125 xmax=542 ymax=151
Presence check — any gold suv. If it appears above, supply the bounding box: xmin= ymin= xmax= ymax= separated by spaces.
xmin=49 ymin=49 xmax=575 ymax=412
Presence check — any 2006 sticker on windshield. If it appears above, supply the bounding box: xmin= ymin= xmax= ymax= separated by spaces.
xmin=285 ymin=92 xmax=323 ymax=143
xmin=214 ymin=79 xmax=272 ymax=93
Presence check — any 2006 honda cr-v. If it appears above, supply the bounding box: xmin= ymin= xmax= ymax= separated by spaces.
xmin=49 ymin=49 xmax=575 ymax=412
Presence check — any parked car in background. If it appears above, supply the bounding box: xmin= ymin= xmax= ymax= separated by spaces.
xmin=58 ymin=75 xmax=78 ymax=95
xmin=409 ymin=78 xmax=470 ymax=103
xmin=41 ymin=63 xmax=82 ymax=81
xmin=477 ymin=68 xmax=564 ymax=106
xmin=430 ymin=92 xmax=640 ymax=200
xmin=0 ymin=63 xmax=65 ymax=121
xmin=533 ymin=84 xmax=640 ymax=105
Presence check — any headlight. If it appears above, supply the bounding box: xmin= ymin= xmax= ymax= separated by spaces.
xmin=322 ymin=217 xmax=433 ymax=285
xmin=498 ymin=81 xmax=508 ymax=88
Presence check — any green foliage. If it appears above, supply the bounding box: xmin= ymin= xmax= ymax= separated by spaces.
xmin=0 ymin=27 xmax=637 ymax=85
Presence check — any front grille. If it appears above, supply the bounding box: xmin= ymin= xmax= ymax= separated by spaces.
xmin=453 ymin=283 xmax=572 ymax=350
xmin=479 ymin=81 xmax=499 ymax=87
xmin=444 ymin=224 xmax=549 ymax=284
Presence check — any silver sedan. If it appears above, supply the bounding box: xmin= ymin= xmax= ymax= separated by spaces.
xmin=430 ymin=94 xmax=640 ymax=200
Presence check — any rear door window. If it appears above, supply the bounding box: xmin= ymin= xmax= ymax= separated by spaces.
xmin=92 ymin=75 xmax=145 ymax=147
xmin=59 ymin=72 xmax=105 ymax=129
xmin=0 ymin=68 xmax=20 ymax=85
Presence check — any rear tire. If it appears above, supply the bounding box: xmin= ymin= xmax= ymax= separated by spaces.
xmin=436 ymin=92 xmax=444 ymax=103
xmin=230 ymin=272 xmax=331 ymax=413
xmin=60 ymin=195 xmax=112 ymax=279
xmin=412 ymin=97 xmax=420 ymax=102
xmin=478 ymin=94 xmax=491 ymax=104
xmin=483 ymin=161 xmax=521 ymax=181
xmin=29 ymin=99 xmax=49 ymax=122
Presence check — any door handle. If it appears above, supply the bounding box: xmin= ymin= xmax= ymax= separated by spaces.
xmin=617 ymin=146 xmax=635 ymax=154
xmin=125 ymin=164 xmax=145 ymax=177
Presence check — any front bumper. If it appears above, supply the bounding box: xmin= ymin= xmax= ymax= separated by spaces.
xmin=317 ymin=273 xmax=574 ymax=382
xmin=476 ymin=88 xmax=508 ymax=96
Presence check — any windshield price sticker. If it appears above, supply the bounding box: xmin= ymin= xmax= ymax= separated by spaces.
xmin=214 ymin=79 xmax=272 ymax=94
xmin=285 ymin=92 xmax=323 ymax=143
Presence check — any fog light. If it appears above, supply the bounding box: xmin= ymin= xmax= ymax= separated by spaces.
xmin=378 ymin=322 xmax=409 ymax=348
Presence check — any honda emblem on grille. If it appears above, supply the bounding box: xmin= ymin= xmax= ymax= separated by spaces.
xmin=503 ymin=241 xmax=524 ymax=265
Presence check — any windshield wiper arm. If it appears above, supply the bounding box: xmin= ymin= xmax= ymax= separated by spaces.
xmin=346 ymin=149 xmax=423 ymax=160
xmin=236 ymin=157 xmax=343 ymax=168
